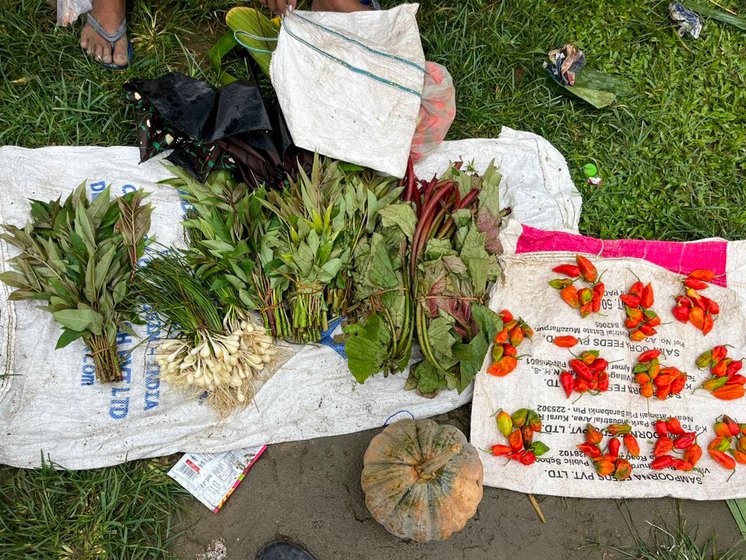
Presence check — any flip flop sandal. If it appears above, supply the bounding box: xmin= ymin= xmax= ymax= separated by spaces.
xmin=84 ymin=12 xmax=134 ymax=70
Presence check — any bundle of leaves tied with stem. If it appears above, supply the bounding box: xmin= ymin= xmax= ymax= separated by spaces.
xmin=163 ymin=156 xmax=401 ymax=344
xmin=137 ymin=249 xmax=275 ymax=415
xmin=0 ymin=185 xmax=151 ymax=382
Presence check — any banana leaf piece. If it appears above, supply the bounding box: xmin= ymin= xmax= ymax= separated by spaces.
xmin=226 ymin=7 xmax=281 ymax=77
xmin=554 ymin=69 xmax=630 ymax=109
xmin=681 ymin=1 xmax=746 ymax=31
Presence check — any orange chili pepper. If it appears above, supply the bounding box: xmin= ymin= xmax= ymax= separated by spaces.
xmin=553 ymin=335 xmax=578 ymax=348
xmin=684 ymin=277 xmax=709 ymax=290
xmin=712 ymin=384 xmax=745 ymax=400
xmin=640 ymin=283 xmax=654 ymax=308
xmin=508 ymin=429 xmax=523 ymax=452
xmin=490 ymin=444 xmax=512 ymax=457
xmin=575 ymin=255 xmax=598 ymax=283
xmin=689 ymin=269 xmax=715 ymax=282
xmin=585 ymin=423 xmax=603 ymax=444
xmin=509 ymin=326 xmax=524 ymax=347
xmin=689 ymin=307 xmax=705 ymax=330
xmin=624 ymin=433 xmax=640 ymax=457
xmin=684 ymin=443 xmax=702 ymax=467
xmin=709 ymin=449 xmax=736 ymax=470
xmin=614 ymin=458 xmax=632 ymax=480
xmin=552 ymin=264 xmax=581 ymax=277
xmin=560 ymin=285 xmax=580 ymax=309
xmin=486 ymin=356 xmax=518 ymax=377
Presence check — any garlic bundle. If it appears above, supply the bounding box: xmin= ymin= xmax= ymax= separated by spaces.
xmin=155 ymin=318 xmax=275 ymax=414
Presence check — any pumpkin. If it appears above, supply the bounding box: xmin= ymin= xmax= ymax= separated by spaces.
xmin=361 ymin=418 xmax=483 ymax=542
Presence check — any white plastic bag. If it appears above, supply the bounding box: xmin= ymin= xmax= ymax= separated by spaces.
xmin=0 ymin=131 xmax=579 ymax=469
xmin=270 ymin=5 xmax=426 ymax=178
xmin=410 ymin=62 xmax=456 ymax=162
xmin=57 ymin=0 xmax=91 ymax=26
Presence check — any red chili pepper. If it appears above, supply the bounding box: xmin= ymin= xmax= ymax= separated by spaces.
xmin=518 ymin=450 xmax=536 ymax=465
xmin=728 ymin=374 xmax=746 ymax=386
xmin=499 ymin=309 xmax=514 ymax=323
xmin=559 ymin=371 xmax=574 ymax=398
xmin=620 ymin=294 xmax=641 ymax=307
xmin=553 ymin=336 xmax=579 ymax=348
xmin=671 ymin=458 xmax=694 ymax=472
xmin=638 ymin=323 xmax=656 ymax=337
xmin=503 ymin=344 xmax=517 ymax=357
xmin=574 ymin=378 xmax=589 ymax=392
xmin=712 ymin=345 xmax=728 ymax=363
xmin=653 ymin=437 xmax=674 ymax=457
xmin=684 ymin=443 xmax=702 ymax=467
xmin=608 ymin=437 xmax=621 ymax=460
xmin=672 ymin=304 xmax=691 ymax=323
xmin=629 ymin=281 xmax=644 ymax=298
xmin=709 ymin=449 xmax=736 ymax=470
xmin=640 ymin=283 xmax=654 ymax=308
xmin=684 ymin=277 xmax=710 ymax=290
xmin=655 ymin=420 xmax=668 ymax=437
xmin=575 ymin=255 xmax=598 ymax=283
xmin=670 ymin=374 xmax=687 ymax=394
xmin=589 ymin=358 xmax=608 ymax=374
xmin=709 ymin=300 xmax=720 ymax=315
xmin=638 ymin=349 xmax=661 ymax=363
xmin=570 ymin=359 xmax=594 ymax=382
xmin=624 ymin=434 xmax=640 ymax=457
xmin=666 ymin=418 xmax=686 ymax=436
xmin=552 ymin=264 xmax=581 ymax=277
xmin=577 ymin=442 xmax=601 ymax=458
xmin=597 ymin=371 xmax=609 ymax=392
xmin=491 ymin=444 xmax=512 ymax=457
xmin=650 ymin=456 xmax=673 ymax=470
xmin=673 ymin=433 xmax=696 ymax=449
xmin=625 ymin=317 xmax=642 ymax=329
xmin=722 ymin=415 xmax=740 ymax=436
xmin=727 ymin=360 xmax=743 ymax=377
xmin=702 ymin=313 xmax=714 ymax=335
xmin=688 ymin=269 xmax=715 ymax=282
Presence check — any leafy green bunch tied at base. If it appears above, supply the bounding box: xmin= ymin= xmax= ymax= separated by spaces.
xmin=162 ymin=156 xmax=402 ymax=345
xmin=344 ymin=160 xmax=511 ymax=396
xmin=0 ymin=185 xmax=152 ymax=382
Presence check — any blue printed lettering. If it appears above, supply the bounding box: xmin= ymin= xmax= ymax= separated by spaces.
xmin=81 ymin=364 xmax=95 ymax=386
xmin=116 ymin=331 xmax=134 ymax=346
xmin=121 ymin=183 xmax=136 ymax=194
xmin=89 ymin=181 xmax=106 ymax=199
xmin=110 ymin=387 xmax=130 ymax=419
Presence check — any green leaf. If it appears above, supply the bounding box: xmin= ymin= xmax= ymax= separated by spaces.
xmin=452 ymin=335 xmax=489 ymax=392
xmin=471 ymin=304 xmax=502 ymax=343
xmin=56 ymin=328 xmax=85 ymax=349
xmin=427 ymin=316 xmax=458 ymax=368
xmin=529 ymin=441 xmax=550 ymax=457
xmin=410 ymin=360 xmax=446 ymax=395
xmin=344 ymin=314 xmax=392 ymax=383
xmin=378 ymin=203 xmax=417 ymax=241
xmin=88 ymin=186 xmax=111 ymax=228
xmin=112 ymin=280 xmax=127 ymax=305
xmin=84 ymin=254 xmax=97 ymax=303
xmin=53 ymin=308 xmax=104 ymax=335
xmin=0 ymin=271 xmax=30 ymax=289
xmin=74 ymin=203 xmax=97 ymax=254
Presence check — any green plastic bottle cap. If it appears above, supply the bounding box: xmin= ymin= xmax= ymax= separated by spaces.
xmin=583 ymin=163 xmax=598 ymax=177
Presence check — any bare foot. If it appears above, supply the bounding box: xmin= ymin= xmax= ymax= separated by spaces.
xmin=312 ymin=0 xmax=372 ymax=12
xmin=79 ymin=0 xmax=129 ymax=67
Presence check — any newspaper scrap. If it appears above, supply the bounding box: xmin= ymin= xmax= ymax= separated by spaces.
xmin=471 ymin=253 xmax=746 ymax=500
xmin=169 ymin=445 xmax=267 ymax=512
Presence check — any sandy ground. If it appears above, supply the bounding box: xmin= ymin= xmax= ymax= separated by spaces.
xmin=175 ymin=407 xmax=743 ymax=560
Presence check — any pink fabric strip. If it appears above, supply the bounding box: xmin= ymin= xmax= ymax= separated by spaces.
xmin=515 ymin=225 xmax=728 ymax=286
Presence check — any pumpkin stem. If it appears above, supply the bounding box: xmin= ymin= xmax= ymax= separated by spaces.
xmin=416 ymin=443 xmax=462 ymax=480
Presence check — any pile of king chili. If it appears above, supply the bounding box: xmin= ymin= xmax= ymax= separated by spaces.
xmin=620 ymin=281 xmax=659 ymax=341
xmin=632 ymin=349 xmax=687 ymax=400
xmin=696 ymin=345 xmax=746 ymax=401
xmin=650 ymin=417 xmax=702 ymax=471
xmin=577 ymin=423 xmax=637 ymax=480
xmin=489 ymin=408 xmax=549 ymax=465
xmin=548 ymin=255 xmax=605 ymax=318
xmin=558 ymin=349 xmax=610 ymax=398
xmin=707 ymin=415 xmax=746 ymax=471
xmin=672 ymin=269 xmax=720 ymax=335
xmin=486 ymin=310 xmax=533 ymax=377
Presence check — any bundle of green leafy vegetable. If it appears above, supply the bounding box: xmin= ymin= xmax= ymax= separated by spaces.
xmin=0 ymin=185 xmax=151 ymax=382
xmin=344 ymin=160 xmax=510 ymax=395
xmin=163 ymin=156 xmax=401 ymax=344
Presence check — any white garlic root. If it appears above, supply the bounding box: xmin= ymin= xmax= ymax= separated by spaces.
xmin=154 ymin=315 xmax=277 ymax=416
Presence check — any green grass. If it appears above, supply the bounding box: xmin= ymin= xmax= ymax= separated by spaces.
xmin=0 ymin=0 xmax=745 ymax=557
xmin=585 ymin=505 xmax=745 ymax=559
xmin=0 ymin=458 xmax=189 ymax=559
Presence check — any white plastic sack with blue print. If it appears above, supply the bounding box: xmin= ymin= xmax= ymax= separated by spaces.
xmin=270 ymin=4 xmax=425 ymax=178
xmin=0 ymin=132 xmax=580 ymax=470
